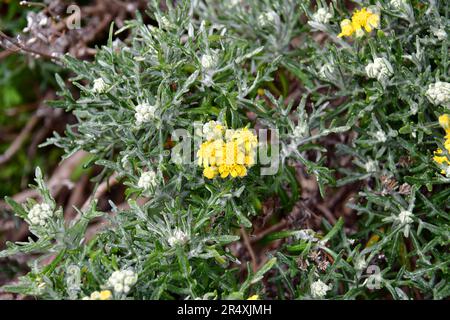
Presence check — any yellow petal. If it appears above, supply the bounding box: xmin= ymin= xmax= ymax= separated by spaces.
xmin=366 ymin=14 xmax=380 ymax=30
xmin=439 ymin=114 xmax=450 ymax=131
xmin=203 ymin=167 xmax=217 ymax=179
xmin=99 ymin=290 xmax=112 ymax=300
xmin=338 ymin=19 xmax=354 ymax=37
xmin=238 ymin=166 xmax=247 ymax=177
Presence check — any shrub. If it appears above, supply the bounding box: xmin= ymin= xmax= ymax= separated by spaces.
xmin=1 ymin=0 xmax=448 ymax=300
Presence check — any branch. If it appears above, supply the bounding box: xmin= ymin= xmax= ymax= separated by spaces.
xmin=240 ymin=227 xmax=258 ymax=272
xmin=0 ymin=30 xmax=61 ymax=61
xmin=0 ymin=114 xmax=40 ymax=166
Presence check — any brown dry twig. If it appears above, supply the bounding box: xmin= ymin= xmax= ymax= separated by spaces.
xmin=79 ymin=172 xmax=119 ymax=213
xmin=0 ymin=114 xmax=40 ymax=166
xmin=0 ymin=150 xmax=89 ymax=210
xmin=0 ymin=30 xmax=60 ymax=61
xmin=240 ymin=227 xmax=258 ymax=272
xmin=251 ymin=220 xmax=288 ymax=243
xmin=316 ymin=203 xmax=337 ymax=225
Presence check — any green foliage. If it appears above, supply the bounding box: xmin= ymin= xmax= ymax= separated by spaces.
xmin=1 ymin=0 xmax=449 ymax=300
xmin=275 ymin=0 xmax=449 ymax=299
xmin=2 ymin=0 xmax=330 ymax=299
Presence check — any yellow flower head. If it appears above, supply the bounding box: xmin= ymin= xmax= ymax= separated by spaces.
xmin=433 ymin=144 xmax=450 ymax=174
xmin=197 ymin=123 xmax=257 ymax=179
xmin=338 ymin=7 xmax=380 ymax=38
xmin=218 ymin=164 xmax=247 ymax=178
xmin=338 ymin=19 xmax=354 ymax=38
xmin=87 ymin=290 xmax=112 ymax=300
xmin=434 ymin=114 xmax=450 ymax=175
xmin=439 ymin=114 xmax=450 ymax=133
xmin=247 ymin=295 xmax=260 ymax=300
xmin=99 ymin=290 xmax=112 ymax=300
xmin=352 ymin=8 xmax=379 ymax=32
xmin=203 ymin=166 xmax=218 ymax=179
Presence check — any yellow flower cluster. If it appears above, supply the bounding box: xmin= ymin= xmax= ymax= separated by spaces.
xmin=338 ymin=8 xmax=380 ymax=38
xmin=197 ymin=122 xmax=258 ymax=179
xmin=433 ymin=114 xmax=450 ymax=175
xmin=82 ymin=290 xmax=112 ymax=300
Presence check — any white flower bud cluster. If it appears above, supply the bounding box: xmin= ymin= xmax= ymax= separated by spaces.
xmin=23 ymin=12 xmax=49 ymax=33
xmin=365 ymin=58 xmax=394 ymax=82
xmin=93 ymin=78 xmax=107 ymax=94
xmin=168 ymin=229 xmax=189 ymax=247
xmin=135 ymin=102 xmax=157 ymax=126
xmin=310 ymin=280 xmax=331 ymax=298
xmin=312 ymin=8 xmax=333 ymax=24
xmin=365 ymin=160 xmax=378 ymax=173
xmin=295 ymin=229 xmax=318 ymax=242
xmin=203 ymin=120 xmax=224 ymax=141
xmin=200 ymin=51 xmax=219 ymax=87
xmin=354 ymin=257 xmax=368 ymax=271
xmin=28 ymin=203 xmax=53 ymax=227
xmin=425 ymin=81 xmax=450 ymax=107
xmin=137 ymin=170 xmax=157 ymax=191
xmin=398 ymin=210 xmax=413 ymax=225
xmin=374 ymin=130 xmax=387 ymax=143
xmin=397 ymin=210 xmax=414 ymax=237
xmin=201 ymin=53 xmax=218 ymax=70
xmin=293 ymin=123 xmax=308 ymax=139
xmin=432 ymin=28 xmax=447 ymax=41
xmin=107 ymin=270 xmax=137 ymax=294
xmin=257 ymin=11 xmax=278 ymax=28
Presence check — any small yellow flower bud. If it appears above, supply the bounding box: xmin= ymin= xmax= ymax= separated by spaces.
xmin=338 ymin=19 xmax=354 ymax=38
xmin=203 ymin=166 xmax=218 ymax=179
xmin=338 ymin=8 xmax=380 ymax=38
xmin=438 ymin=114 xmax=450 ymax=131
xmin=99 ymin=290 xmax=112 ymax=300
